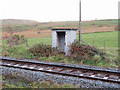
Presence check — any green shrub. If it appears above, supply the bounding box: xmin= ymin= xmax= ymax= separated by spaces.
xmin=29 ymin=43 xmax=65 ymax=58
xmin=51 ymin=84 xmax=59 ymax=88
xmin=93 ymin=55 xmax=101 ymax=63
xmin=68 ymin=41 xmax=105 ymax=63
xmin=38 ymin=81 xmax=50 ymax=88
xmin=6 ymin=34 xmax=26 ymax=47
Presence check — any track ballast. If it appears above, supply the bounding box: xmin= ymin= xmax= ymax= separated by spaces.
xmin=1 ymin=57 xmax=120 ymax=84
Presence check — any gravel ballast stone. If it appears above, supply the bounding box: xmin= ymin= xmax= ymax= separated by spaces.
xmin=2 ymin=66 xmax=120 ymax=88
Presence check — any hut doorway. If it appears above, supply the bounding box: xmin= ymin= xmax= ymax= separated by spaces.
xmin=57 ymin=32 xmax=65 ymax=51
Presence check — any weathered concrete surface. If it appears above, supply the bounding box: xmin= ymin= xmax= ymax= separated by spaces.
xmin=52 ymin=28 xmax=77 ymax=54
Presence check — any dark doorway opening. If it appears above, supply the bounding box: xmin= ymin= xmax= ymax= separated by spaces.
xmin=57 ymin=32 xmax=65 ymax=51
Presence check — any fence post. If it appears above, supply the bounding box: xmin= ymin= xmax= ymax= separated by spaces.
xmin=26 ymin=38 xmax=28 ymax=47
xmin=93 ymin=40 xmax=94 ymax=47
xmin=45 ymin=40 xmax=47 ymax=45
xmin=104 ymin=40 xmax=106 ymax=52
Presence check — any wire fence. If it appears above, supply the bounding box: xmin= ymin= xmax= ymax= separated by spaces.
xmin=2 ymin=30 xmax=118 ymax=49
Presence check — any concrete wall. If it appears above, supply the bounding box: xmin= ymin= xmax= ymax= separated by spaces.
xmin=52 ymin=31 xmax=57 ymax=48
xmin=65 ymin=30 xmax=76 ymax=54
xmin=52 ymin=30 xmax=76 ymax=55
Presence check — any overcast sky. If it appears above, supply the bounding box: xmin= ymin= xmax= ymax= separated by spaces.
xmin=1 ymin=0 xmax=119 ymax=22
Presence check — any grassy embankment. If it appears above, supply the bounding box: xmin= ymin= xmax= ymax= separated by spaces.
xmin=2 ymin=31 xmax=118 ymax=67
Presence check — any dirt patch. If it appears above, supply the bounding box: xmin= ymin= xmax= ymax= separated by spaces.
xmin=2 ymin=29 xmax=51 ymax=38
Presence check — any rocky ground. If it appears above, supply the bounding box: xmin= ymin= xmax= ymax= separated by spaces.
xmin=2 ymin=66 xmax=120 ymax=88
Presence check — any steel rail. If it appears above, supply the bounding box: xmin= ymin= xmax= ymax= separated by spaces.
xmin=1 ymin=58 xmax=120 ymax=84
xmin=1 ymin=57 xmax=120 ymax=74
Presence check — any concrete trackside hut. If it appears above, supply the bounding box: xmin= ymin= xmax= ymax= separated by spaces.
xmin=52 ymin=27 xmax=77 ymax=55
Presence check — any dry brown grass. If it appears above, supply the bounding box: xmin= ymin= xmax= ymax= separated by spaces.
xmin=2 ymin=25 xmax=115 ymax=38
xmin=2 ymin=29 xmax=51 ymax=38
xmin=78 ymin=26 xmax=114 ymax=34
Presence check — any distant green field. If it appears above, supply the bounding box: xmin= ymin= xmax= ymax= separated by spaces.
xmin=27 ymin=36 xmax=52 ymax=46
xmin=82 ymin=19 xmax=118 ymax=26
xmin=26 ymin=31 xmax=118 ymax=48
xmin=2 ymin=31 xmax=118 ymax=48
xmin=81 ymin=31 xmax=118 ymax=48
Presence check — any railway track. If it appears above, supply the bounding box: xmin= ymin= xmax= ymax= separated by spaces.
xmin=1 ymin=57 xmax=120 ymax=84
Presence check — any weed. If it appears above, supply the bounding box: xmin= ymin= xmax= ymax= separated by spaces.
xmin=29 ymin=43 xmax=65 ymax=58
